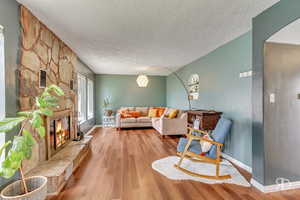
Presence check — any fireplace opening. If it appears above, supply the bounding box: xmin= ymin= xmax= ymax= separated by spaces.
xmin=49 ymin=115 xmax=71 ymax=156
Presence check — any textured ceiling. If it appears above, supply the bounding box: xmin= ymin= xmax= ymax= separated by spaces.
xmin=16 ymin=0 xmax=279 ymax=75
xmin=268 ymin=19 xmax=300 ymax=45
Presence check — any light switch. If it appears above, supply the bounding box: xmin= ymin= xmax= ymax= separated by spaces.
xmin=270 ymin=93 xmax=275 ymax=103
xmin=239 ymin=70 xmax=252 ymax=78
xmin=246 ymin=71 xmax=252 ymax=77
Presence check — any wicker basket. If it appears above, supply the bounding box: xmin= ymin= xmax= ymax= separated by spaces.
xmin=1 ymin=176 xmax=47 ymax=200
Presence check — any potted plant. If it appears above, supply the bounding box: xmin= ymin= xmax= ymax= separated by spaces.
xmin=103 ymin=97 xmax=113 ymax=116
xmin=0 ymin=85 xmax=64 ymax=200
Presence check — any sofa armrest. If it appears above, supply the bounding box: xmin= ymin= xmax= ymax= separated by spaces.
xmin=180 ymin=112 xmax=188 ymax=120
xmin=161 ymin=115 xmax=187 ymax=133
xmin=116 ymin=113 xmax=121 ymax=127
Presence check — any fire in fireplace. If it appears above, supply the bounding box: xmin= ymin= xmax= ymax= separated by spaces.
xmin=49 ymin=115 xmax=71 ymax=156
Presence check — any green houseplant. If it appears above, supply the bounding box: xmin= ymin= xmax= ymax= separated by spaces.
xmin=0 ymin=85 xmax=64 ymax=200
xmin=103 ymin=97 xmax=113 ymax=116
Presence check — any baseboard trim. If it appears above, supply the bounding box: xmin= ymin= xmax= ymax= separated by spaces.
xmin=222 ymin=153 xmax=252 ymax=173
xmin=250 ymin=178 xmax=300 ymax=193
xmin=85 ymin=125 xmax=102 ymax=136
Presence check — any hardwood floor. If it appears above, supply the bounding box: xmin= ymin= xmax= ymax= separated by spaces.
xmin=52 ymin=128 xmax=300 ymax=200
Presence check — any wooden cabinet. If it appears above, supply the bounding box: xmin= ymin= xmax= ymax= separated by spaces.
xmin=187 ymin=110 xmax=222 ymax=131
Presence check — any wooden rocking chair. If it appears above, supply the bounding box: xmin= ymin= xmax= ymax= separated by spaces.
xmin=174 ymin=117 xmax=232 ymax=180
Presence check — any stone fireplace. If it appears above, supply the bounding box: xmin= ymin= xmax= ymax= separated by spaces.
xmin=18 ymin=6 xmax=93 ymax=195
xmin=19 ymin=6 xmax=79 ymax=174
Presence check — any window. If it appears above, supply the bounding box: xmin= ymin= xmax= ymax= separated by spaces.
xmin=77 ymin=74 xmax=87 ymax=123
xmin=0 ymin=25 xmax=5 ymax=162
xmin=87 ymin=79 xmax=94 ymax=119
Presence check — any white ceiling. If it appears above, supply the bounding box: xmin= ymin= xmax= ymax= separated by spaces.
xmin=267 ymin=19 xmax=300 ymax=45
xmin=16 ymin=0 xmax=279 ymax=75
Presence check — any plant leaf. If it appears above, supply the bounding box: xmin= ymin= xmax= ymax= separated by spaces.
xmin=44 ymin=96 xmax=58 ymax=104
xmin=17 ymin=111 xmax=33 ymax=118
xmin=0 ymin=166 xmax=17 ymax=179
xmin=39 ymin=108 xmax=53 ymax=116
xmin=0 ymin=141 xmax=11 ymax=159
xmin=47 ymin=85 xmax=64 ymax=96
xmin=31 ymin=112 xmax=43 ymax=128
xmin=22 ymin=130 xmax=35 ymax=159
xmin=37 ymin=127 xmax=45 ymax=138
xmin=36 ymin=97 xmax=47 ymax=108
xmin=0 ymin=117 xmax=26 ymax=132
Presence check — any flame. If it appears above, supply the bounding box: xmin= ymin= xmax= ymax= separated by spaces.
xmin=56 ymin=120 xmax=62 ymax=133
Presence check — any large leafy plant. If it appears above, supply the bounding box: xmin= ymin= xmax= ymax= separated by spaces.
xmin=0 ymin=85 xmax=64 ymax=193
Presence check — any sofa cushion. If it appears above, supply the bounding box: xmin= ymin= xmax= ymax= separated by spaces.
xmin=119 ymin=108 xmax=129 ymax=114
xmin=137 ymin=117 xmax=151 ymax=123
xmin=121 ymin=107 xmax=135 ymax=112
xmin=121 ymin=113 xmax=132 ymax=118
xmin=135 ymin=107 xmax=149 ymax=116
xmin=164 ymin=108 xmax=179 ymax=119
xmin=156 ymin=107 xmax=166 ymax=117
xmin=148 ymin=108 xmax=158 ymax=118
xmin=121 ymin=118 xmax=137 ymax=123
xmin=177 ymin=138 xmax=203 ymax=155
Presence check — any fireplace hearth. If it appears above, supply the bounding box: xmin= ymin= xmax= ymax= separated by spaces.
xmin=25 ymin=109 xmax=93 ymax=196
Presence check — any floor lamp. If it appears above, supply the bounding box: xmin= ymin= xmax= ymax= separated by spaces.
xmin=166 ymin=68 xmax=192 ymax=111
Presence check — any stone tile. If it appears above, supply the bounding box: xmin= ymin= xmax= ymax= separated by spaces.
xmin=52 ymin=38 xmax=60 ymax=64
xmin=40 ymin=25 xmax=53 ymax=47
xmin=21 ymin=50 xmax=40 ymax=71
xmin=49 ymin=61 xmax=58 ymax=74
xmin=59 ymin=59 xmax=73 ymax=84
xmin=34 ymin=40 xmax=49 ymax=64
xmin=21 ymin=7 xmax=40 ymax=50
xmin=19 ymin=96 xmax=32 ymax=111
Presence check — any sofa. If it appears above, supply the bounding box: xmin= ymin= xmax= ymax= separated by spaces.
xmin=116 ymin=107 xmax=188 ymax=137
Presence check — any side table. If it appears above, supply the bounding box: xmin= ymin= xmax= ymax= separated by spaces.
xmin=102 ymin=115 xmax=115 ymax=128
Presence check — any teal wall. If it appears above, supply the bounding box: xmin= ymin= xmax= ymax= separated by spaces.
xmin=167 ymin=32 xmax=252 ymax=167
xmin=95 ymin=74 xmax=166 ymax=124
xmin=252 ymin=0 xmax=300 ymax=185
xmin=0 ymin=0 xmax=21 ymax=189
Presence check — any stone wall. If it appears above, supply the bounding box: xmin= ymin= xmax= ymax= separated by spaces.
xmin=19 ymin=6 xmax=78 ymax=173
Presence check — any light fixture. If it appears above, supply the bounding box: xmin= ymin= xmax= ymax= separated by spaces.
xmin=136 ymin=75 xmax=149 ymax=87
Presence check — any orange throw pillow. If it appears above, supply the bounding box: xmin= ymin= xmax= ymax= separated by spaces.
xmin=119 ymin=108 xmax=129 ymax=114
xmin=156 ymin=108 xmax=166 ymax=117
xmin=121 ymin=111 xmax=140 ymax=118
xmin=148 ymin=108 xmax=158 ymax=118
xmin=129 ymin=111 xmax=141 ymax=118
xmin=121 ymin=113 xmax=131 ymax=118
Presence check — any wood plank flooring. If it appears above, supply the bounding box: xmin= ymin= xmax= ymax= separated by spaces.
xmin=52 ymin=128 xmax=300 ymax=200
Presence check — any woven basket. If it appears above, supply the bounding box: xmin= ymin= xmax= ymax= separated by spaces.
xmin=1 ymin=176 xmax=47 ymax=200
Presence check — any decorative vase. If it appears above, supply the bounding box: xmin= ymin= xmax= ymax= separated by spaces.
xmin=1 ymin=176 xmax=48 ymax=200
xmin=104 ymin=109 xmax=113 ymax=116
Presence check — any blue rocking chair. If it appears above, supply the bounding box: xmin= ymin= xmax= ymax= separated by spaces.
xmin=175 ymin=117 xmax=232 ymax=180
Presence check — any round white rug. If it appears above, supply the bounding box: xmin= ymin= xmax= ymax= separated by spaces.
xmin=152 ymin=156 xmax=250 ymax=187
